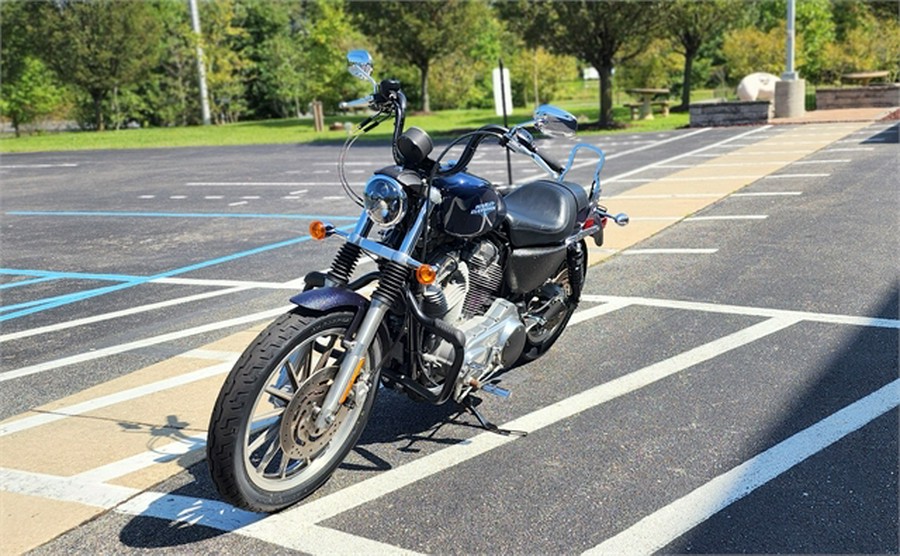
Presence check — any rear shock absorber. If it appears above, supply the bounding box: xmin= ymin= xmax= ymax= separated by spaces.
xmin=567 ymin=241 xmax=585 ymax=301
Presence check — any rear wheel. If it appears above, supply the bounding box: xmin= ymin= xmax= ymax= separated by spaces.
xmin=206 ymin=310 xmax=380 ymax=512
xmin=517 ymin=244 xmax=586 ymax=364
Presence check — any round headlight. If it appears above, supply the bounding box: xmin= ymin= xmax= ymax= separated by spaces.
xmin=364 ymin=175 xmax=407 ymax=227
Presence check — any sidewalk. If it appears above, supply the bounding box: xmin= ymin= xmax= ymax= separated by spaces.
xmin=770 ymin=106 xmax=899 ymax=125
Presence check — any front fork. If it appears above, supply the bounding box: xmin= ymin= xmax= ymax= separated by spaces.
xmin=312 ymin=204 xmax=430 ymax=431
xmin=313 ymin=297 xmax=389 ymax=430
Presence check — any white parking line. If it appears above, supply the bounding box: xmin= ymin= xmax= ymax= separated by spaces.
xmin=656 ymin=160 xmax=849 ymax=168
xmin=684 ymin=215 xmax=768 ymax=221
xmin=602 ymin=126 xmax=771 ymax=185
xmin=188 ymin=182 xmax=328 ymax=186
xmin=0 ymin=306 xmax=290 ymax=383
xmin=512 ymin=128 xmax=716 ymax=187
xmin=236 ymin=317 xmax=797 ymax=552
xmin=764 ymin=173 xmax=830 ymax=179
xmin=0 ymin=286 xmax=251 ymax=342
xmin=0 ymin=362 xmax=233 ymax=437
xmin=624 ymin=249 xmax=718 ymax=255
xmin=584 ymin=378 xmax=900 ymax=556
xmin=6 ymin=293 xmax=896 ymax=552
xmin=731 ymin=191 xmax=802 ymax=197
xmin=581 ymin=294 xmax=900 ymax=329
xmin=0 ymin=163 xmax=79 ymax=169
xmin=611 ymin=192 xmax=800 ymax=199
xmin=0 ymin=467 xmax=137 ymax=508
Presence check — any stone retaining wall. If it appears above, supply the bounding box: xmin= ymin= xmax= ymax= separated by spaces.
xmin=816 ymin=84 xmax=900 ymax=109
xmin=689 ymin=100 xmax=773 ymax=127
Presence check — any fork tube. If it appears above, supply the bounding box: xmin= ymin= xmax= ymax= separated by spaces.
xmin=313 ymin=298 xmax=389 ymax=430
xmin=314 ymin=203 xmax=429 ymax=430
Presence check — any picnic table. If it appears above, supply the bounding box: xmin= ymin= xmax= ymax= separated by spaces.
xmin=625 ymin=88 xmax=670 ymax=120
xmin=841 ymin=71 xmax=890 ymax=86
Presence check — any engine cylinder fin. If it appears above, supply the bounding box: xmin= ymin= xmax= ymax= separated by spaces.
xmin=462 ymin=242 xmax=503 ymax=317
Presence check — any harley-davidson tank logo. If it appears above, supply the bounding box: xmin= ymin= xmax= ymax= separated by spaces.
xmin=470 ymin=201 xmax=497 ymax=216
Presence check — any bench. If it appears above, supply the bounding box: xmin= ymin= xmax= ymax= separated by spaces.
xmin=625 ymin=100 xmax=670 ymax=120
xmin=841 ymin=71 xmax=890 ymax=87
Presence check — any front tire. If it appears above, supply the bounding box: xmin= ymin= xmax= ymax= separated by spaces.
xmin=206 ymin=310 xmax=381 ymax=512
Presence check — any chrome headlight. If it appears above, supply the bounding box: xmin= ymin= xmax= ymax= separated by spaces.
xmin=364 ymin=175 xmax=407 ymax=227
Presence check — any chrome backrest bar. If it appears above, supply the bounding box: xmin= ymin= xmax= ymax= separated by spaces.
xmin=558 ymin=143 xmax=606 ymax=203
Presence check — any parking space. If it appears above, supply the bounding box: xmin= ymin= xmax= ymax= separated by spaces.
xmin=1 ymin=120 xmax=897 ymax=554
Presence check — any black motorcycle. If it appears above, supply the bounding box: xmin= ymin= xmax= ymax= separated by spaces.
xmin=207 ymin=50 xmax=628 ymax=512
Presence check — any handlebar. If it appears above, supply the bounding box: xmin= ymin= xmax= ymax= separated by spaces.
xmin=338 ymin=95 xmax=374 ymax=110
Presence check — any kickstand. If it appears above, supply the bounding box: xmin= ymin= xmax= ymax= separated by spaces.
xmin=462 ymin=398 xmax=527 ymax=437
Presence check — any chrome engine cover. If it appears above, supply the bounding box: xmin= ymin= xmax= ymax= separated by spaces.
xmin=454 ymin=298 xmax=526 ymax=401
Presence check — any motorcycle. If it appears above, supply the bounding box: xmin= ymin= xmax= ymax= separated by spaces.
xmin=206 ymin=50 xmax=628 ymax=512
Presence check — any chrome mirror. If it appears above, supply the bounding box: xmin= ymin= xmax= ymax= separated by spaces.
xmin=347 ymin=50 xmax=376 ymax=89
xmin=533 ymin=104 xmax=577 ymax=138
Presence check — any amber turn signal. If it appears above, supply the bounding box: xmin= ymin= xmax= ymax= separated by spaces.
xmin=309 ymin=220 xmax=328 ymax=240
xmin=416 ymin=264 xmax=437 ymax=285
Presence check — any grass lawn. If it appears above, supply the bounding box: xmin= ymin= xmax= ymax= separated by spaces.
xmin=1 ymin=86 xmax=694 ymax=154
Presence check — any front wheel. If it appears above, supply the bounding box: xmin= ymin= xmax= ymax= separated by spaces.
xmin=206 ymin=310 xmax=381 ymax=512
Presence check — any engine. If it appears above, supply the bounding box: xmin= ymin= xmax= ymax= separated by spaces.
xmin=418 ymin=240 xmax=526 ymax=400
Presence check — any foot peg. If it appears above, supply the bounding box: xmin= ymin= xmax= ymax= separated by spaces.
xmin=480 ymin=383 xmax=510 ymax=398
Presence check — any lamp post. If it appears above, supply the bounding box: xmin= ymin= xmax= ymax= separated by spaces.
xmin=189 ymin=0 xmax=212 ymax=126
xmin=783 ymin=0 xmax=798 ymax=81
xmin=774 ymin=0 xmax=805 ymax=118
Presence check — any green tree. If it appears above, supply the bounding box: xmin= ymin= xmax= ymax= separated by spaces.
xmin=351 ymin=0 xmax=491 ymax=112
xmin=508 ymin=47 xmax=579 ymax=109
xmin=429 ymin=8 xmax=515 ymax=110
xmin=0 ymin=56 xmax=65 ymax=137
xmin=144 ymin=0 xmax=200 ymax=126
xmin=201 ymin=0 xmax=249 ymax=124
xmin=303 ymin=0 xmax=369 ymax=111
xmin=237 ymin=0 xmax=303 ymax=118
xmin=822 ymin=6 xmax=900 ymax=83
xmin=746 ymin=0 xmax=835 ymax=82
xmin=42 ymin=0 xmax=163 ymax=131
xmin=722 ymin=22 xmax=805 ymax=82
xmin=504 ymin=0 xmax=664 ymax=128
xmin=663 ymin=0 xmax=744 ymax=110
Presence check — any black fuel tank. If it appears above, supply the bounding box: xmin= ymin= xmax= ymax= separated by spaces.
xmin=434 ymin=172 xmax=505 ymax=239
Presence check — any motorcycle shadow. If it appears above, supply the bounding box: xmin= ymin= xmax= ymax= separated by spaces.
xmin=344 ymin=387 xmax=488 ymax=471
xmin=116 ymin=389 xmax=485 ymax=549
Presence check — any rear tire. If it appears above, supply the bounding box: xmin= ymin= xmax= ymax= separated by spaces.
xmin=206 ymin=310 xmax=380 ymax=512
xmin=516 ymin=244 xmax=586 ymax=364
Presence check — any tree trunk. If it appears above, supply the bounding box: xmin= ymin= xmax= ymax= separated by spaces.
xmin=679 ymin=50 xmax=696 ymax=111
xmin=92 ymin=91 xmax=105 ymax=131
xmin=419 ymin=61 xmax=430 ymax=113
xmin=598 ymin=64 xmax=615 ymax=128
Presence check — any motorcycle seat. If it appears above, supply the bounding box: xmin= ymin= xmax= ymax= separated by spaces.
xmin=503 ymin=180 xmax=588 ymax=247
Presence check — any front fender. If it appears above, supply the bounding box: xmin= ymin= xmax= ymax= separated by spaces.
xmin=289 ymin=287 xmax=368 ymax=316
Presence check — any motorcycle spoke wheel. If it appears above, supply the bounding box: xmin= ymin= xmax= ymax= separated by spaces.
xmin=207 ymin=310 xmax=379 ymax=512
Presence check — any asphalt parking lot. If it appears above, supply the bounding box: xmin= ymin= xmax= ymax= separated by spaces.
xmin=1 ymin=118 xmax=897 ymax=555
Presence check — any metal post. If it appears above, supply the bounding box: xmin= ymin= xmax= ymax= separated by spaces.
xmin=783 ymin=0 xmax=797 ymax=81
xmin=189 ymin=0 xmax=212 ymax=125
xmin=499 ymin=58 xmax=512 ymax=186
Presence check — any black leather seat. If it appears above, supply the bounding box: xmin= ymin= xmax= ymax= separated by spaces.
xmin=503 ymin=180 xmax=588 ymax=247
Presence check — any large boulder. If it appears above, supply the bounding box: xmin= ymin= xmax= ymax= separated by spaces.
xmin=737 ymin=72 xmax=781 ymax=101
